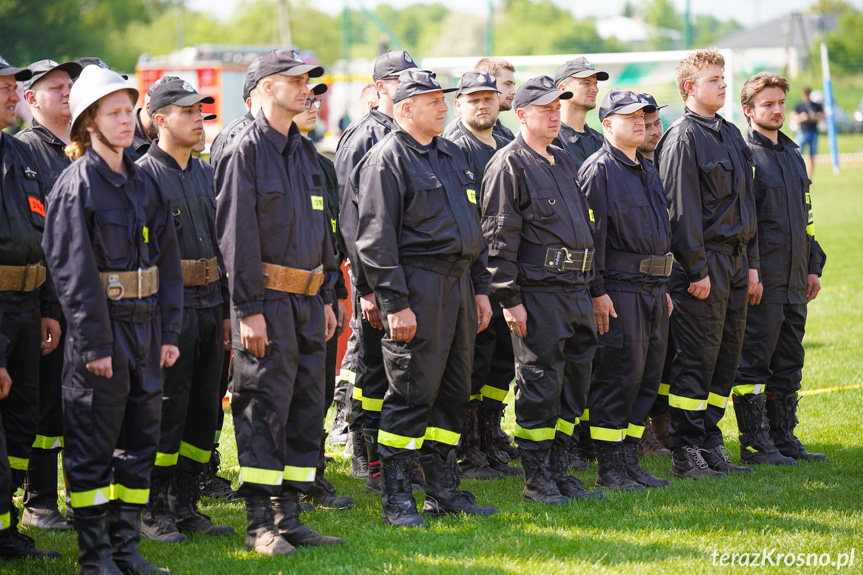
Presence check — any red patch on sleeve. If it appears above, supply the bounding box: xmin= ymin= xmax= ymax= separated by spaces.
xmin=28 ymin=197 xmax=45 ymax=217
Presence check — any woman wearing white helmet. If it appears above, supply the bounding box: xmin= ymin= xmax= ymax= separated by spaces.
xmin=41 ymin=64 xmax=184 ymax=575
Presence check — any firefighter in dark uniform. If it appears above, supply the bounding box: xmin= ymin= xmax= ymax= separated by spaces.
xmin=134 ymin=77 xmax=236 ymax=544
xmin=335 ymin=50 xmax=418 ymax=490
xmin=15 ymin=58 xmax=82 ymax=533
xmin=577 ymin=90 xmax=673 ymax=491
xmin=0 ymin=56 xmax=61 ymax=561
xmin=209 ymin=56 xmax=261 ymax=169
xmin=354 ymin=68 xmax=497 ymax=528
xmin=292 ymin=85 xmax=355 ymax=510
xmin=204 ymin=56 xmax=263 ymax=501
xmin=654 ymin=48 xmax=758 ymax=479
xmin=0 ymin=304 xmax=12 ymax=542
xmin=551 ymin=57 xmax=608 ymax=467
xmin=443 ymin=70 xmax=520 ymax=480
xmin=43 ymin=64 xmax=183 ymax=574
xmin=215 ymin=49 xmax=342 ymax=556
xmin=480 ymin=76 xmax=603 ymax=505
xmin=733 ymin=72 xmax=827 ymax=463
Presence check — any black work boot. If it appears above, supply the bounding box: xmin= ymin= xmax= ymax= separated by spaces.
xmin=768 ymin=391 xmax=828 ymax=461
xmin=379 ymin=458 xmax=425 ymax=528
xmin=300 ymin=434 xmax=355 ymax=510
xmin=458 ymin=405 xmax=504 ymax=480
xmin=74 ymin=507 xmax=123 ymax=574
xmin=141 ymin=477 xmax=187 ymax=544
xmin=549 ymin=440 xmax=603 ymax=500
xmin=478 ymin=407 xmax=522 ymax=476
xmin=640 ymin=422 xmax=672 ymax=457
xmin=109 ymin=502 xmax=172 ymax=574
xmin=491 ymin=406 xmax=519 ymax=460
xmin=410 ymin=458 xmax=425 ymax=492
xmin=670 ymin=446 xmax=728 ymax=480
xmin=651 ymin=410 xmax=672 ymax=449
xmin=733 ymin=394 xmax=795 ymax=466
xmin=421 ymin=449 xmax=498 ymax=518
xmin=364 ymin=428 xmax=382 ymax=493
xmin=21 ymin=452 xmax=74 ymax=531
xmin=244 ymin=495 xmax=295 ymax=556
xmin=0 ymin=506 xmax=60 ymax=559
xmin=622 ymin=442 xmax=671 ymax=488
xmin=520 ymin=449 xmax=570 ymax=505
xmin=273 ymin=490 xmax=344 ymax=547
xmin=574 ymin=423 xmax=597 ymax=462
xmin=566 ymin=426 xmax=590 ymax=472
xmin=349 ymin=429 xmax=369 ymax=479
xmin=170 ymin=469 xmax=235 ymax=536
xmin=594 ymin=441 xmax=645 ymax=491
xmin=199 ymin=449 xmax=240 ymax=500
xmin=701 ymin=444 xmax=755 ymax=475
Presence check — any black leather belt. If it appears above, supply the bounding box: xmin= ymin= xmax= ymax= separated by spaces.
xmin=705 ymin=241 xmax=743 ymax=256
xmin=605 ymin=249 xmax=674 ymax=278
xmin=518 ymin=243 xmax=594 ymax=272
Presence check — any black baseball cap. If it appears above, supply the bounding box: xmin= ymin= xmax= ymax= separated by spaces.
xmin=373 ymin=50 xmax=418 ymax=81
xmin=149 ymin=76 xmax=214 ymax=114
xmin=252 ymin=49 xmax=323 ymax=84
xmin=0 ymin=55 xmax=32 ymax=81
xmin=599 ymin=89 xmax=656 ymax=122
xmin=553 ymin=56 xmax=609 ymax=86
xmin=392 ymin=69 xmax=455 ymax=104
xmin=456 ymin=70 xmax=500 ymax=97
xmin=243 ymin=56 xmax=262 ymax=101
xmin=23 ymin=60 xmax=82 ymax=90
xmin=311 ymin=83 xmax=327 ymax=96
xmin=77 ymin=57 xmax=128 ymax=80
xmin=636 ymin=93 xmax=667 ymax=111
xmin=512 ymin=76 xmax=573 ymax=110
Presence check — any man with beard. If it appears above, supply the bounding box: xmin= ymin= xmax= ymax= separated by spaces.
xmin=15 ymin=58 xmax=82 ymax=532
xmin=472 ymin=57 xmax=517 ymax=142
xmin=732 ymin=73 xmax=826 ymax=464
xmin=443 ymin=71 xmax=520 ymax=480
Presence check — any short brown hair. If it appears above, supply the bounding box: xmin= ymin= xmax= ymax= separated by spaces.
xmin=740 ymin=72 xmax=790 ymax=124
xmin=675 ymin=48 xmax=725 ymax=101
xmin=474 ymin=57 xmax=515 ymax=78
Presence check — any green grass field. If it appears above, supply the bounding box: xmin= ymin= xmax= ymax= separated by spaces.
xmin=6 ymin=167 xmax=863 ymax=574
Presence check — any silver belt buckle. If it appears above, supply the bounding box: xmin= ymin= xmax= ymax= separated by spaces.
xmin=137 ymin=268 xmax=143 ymax=298
xmin=106 ymin=274 xmax=125 ymax=300
xmin=559 ymin=247 xmax=574 ymax=272
xmin=581 ymin=249 xmax=590 ymax=272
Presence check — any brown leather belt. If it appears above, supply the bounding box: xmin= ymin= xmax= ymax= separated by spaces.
xmin=262 ymin=263 xmax=324 ymax=296
xmin=99 ymin=267 xmax=159 ymax=301
xmin=181 ymin=258 xmax=221 ymax=287
xmin=0 ymin=263 xmax=47 ymax=292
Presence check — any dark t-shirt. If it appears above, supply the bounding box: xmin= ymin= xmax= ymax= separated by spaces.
xmin=794 ymin=101 xmax=823 ymax=132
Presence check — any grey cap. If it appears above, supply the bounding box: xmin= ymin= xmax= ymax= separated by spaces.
xmin=456 ymin=71 xmax=500 ymax=98
xmin=23 ymin=60 xmax=82 ymax=90
xmin=373 ymin=50 xmax=418 ymax=81
xmin=512 ymin=76 xmax=573 ymax=110
xmin=598 ymin=89 xmax=656 ymax=122
xmin=77 ymin=57 xmax=128 ymax=80
xmin=0 ymin=55 xmax=32 ymax=81
xmin=553 ymin=56 xmax=609 ymax=86
xmin=252 ymin=49 xmax=324 ymax=84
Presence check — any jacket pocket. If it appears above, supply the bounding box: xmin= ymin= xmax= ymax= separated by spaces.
xmin=94 ymin=208 xmax=132 ymax=267
xmin=699 ymin=157 xmax=734 ymax=202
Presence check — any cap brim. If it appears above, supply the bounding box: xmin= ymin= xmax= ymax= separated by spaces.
xmin=456 ymin=86 xmax=501 ymax=97
xmin=602 ymin=102 xmax=656 ymax=121
xmin=172 ymin=94 xmax=216 ymax=107
xmin=279 ymin=64 xmax=324 ymax=79
xmin=572 ymin=70 xmax=609 ymax=81
xmin=394 ymin=86 xmax=457 ymax=103
xmin=25 ymin=62 xmax=84 ymax=89
xmin=528 ymin=89 xmax=573 ymax=108
xmin=204 ymin=114 xmax=217 ymax=121
xmin=311 ymin=83 xmax=328 ymax=96
xmin=0 ymin=67 xmax=33 ymax=81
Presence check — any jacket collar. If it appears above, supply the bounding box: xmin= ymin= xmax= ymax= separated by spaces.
xmin=84 ymin=146 xmax=138 ymax=187
xmin=747 ymin=127 xmax=798 ymax=150
xmin=393 ymin=126 xmax=452 ymax=157
xmin=146 ymin=139 xmax=193 ymax=173
xmin=559 ymin=121 xmax=599 ymax=144
xmin=255 ymin=111 xmax=302 ymax=154
xmin=602 ymin=138 xmax=646 ymax=170
xmin=29 ymin=118 xmax=67 ymax=148
xmin=683 ymin=106 xmax=726 ymax=133
xmin=369 ymin=108 xmax=396 ymax=132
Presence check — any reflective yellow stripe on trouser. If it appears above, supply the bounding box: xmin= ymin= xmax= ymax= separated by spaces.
xmin=590 ymin=426 xmax=627 ymax=442
xmin=469 ymin=393 xmax=483 ymax=402
xmin=555 ymin=418 xmax=575 ymax=436
xmin=626 ymin=422 xmax=645 ymax=439
xmin=283 ymin=465 xmax=316 ymax=483
xmin=480 ymin=385 xmax=508 ymax=402
xmin=0 ymin=511 xmax=9 ymax=530
xmin=111 ymin=484 xmax=149 ymax=505
xmin=154 ymin=452 xmax=179 ymax=467
xmin=657 ymin=383 xmax=670 ymax=396
xmin=513 ymin=424 xmax=556 ymax=443
xmin=240 ymin=467 xmax=284 ymax=486
xmin=578 ymin=409 xmax=590 ymax=423
xmin=32 ymin=434 xmax=64 ymax=450
xmin=179 ymin=441 xmax=211 ymax=464
xmin=669 ymin=394 xmax=708 ymax=411
xmin=423 ymin=427 xmax=460 ymax=446
xmin=378 ymin=429 xmax=424 ymax=451
xmin=362 ymin=396 xmax=383 ymax=412
xmin=339 ymin=369 xmax=357 ymax=384
xmin=69 ymin=484 xmax=149 ymax=508
xmin=352 ymin=385 xmax=363 ymax=401
xmin=732 ymin=384 xmax=764 ymax=397
xmin=707 ymin=393 xmax=729 ymax=409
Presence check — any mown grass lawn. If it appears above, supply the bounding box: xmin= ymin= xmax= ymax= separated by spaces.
xmin=6 ymin=167 xmax=862 ymax=574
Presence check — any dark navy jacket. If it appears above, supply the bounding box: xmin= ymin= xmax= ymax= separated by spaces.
xmin=15 ymin=119 xmax=71 ymax=196
xmin=209 ymin=111 xmax=254 ymax=169
xmin=578 ymin=140 xmax=671 ymax=296
xmin=553 ymin=122 xmax=603 ymax=173
xmin=43 ymin=148 xmax=183 ymax=363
